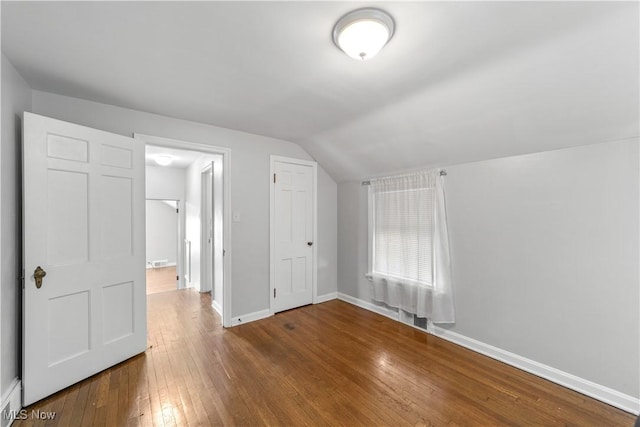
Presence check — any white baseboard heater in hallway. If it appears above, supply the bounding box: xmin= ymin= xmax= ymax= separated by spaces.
xmin=151 ymin=259 xmax=169 ymax=268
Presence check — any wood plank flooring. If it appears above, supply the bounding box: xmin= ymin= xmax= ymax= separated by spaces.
xmin=146 ymin=266 xmax=178 ymax=295
xmin=15 ymin=290 xmax=635 ymax=426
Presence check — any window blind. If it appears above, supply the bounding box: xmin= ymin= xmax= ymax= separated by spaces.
xmin=372 ymin=187 xmax=434 ymax=286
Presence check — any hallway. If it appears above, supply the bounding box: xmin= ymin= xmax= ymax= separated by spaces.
xmin=146 ymin=266 xmax=178 ymax=295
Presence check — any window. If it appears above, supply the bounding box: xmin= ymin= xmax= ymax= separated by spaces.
xmin=372 ymin=187 xmax=434 ymax=286
xmin=368 ymin=169 xmax=455 ymax=323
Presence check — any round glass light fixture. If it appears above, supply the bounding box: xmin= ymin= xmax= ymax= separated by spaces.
xmin=333 ymin=8 xmax=395 ymax=60
xmin=154 ymin=154 xmax=174 ymax=166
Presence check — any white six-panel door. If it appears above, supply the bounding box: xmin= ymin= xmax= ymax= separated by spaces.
xmin=22 ymin=113 xmax=146 ymax=405
xmin=270 ymin=157 xmax=316 ymax=313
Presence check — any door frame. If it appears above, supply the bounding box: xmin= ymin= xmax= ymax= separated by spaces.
xmin=134 ymin=133 xmax=232 ymax=328
xmin=269 ymin=155 xmax=318 ymax=315
xmin=200 ymin=163 xmax=213 ymax=294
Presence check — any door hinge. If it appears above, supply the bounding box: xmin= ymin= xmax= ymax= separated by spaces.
xmin=273 ymin=173 xmax=276 ymax=184
xmin=176 ymin=275 xmax=179 ymax=280
xmin=176 ymin=208 xmax=179 ymax=213
xmin=274 ymin=288 xmax=276 ymax=298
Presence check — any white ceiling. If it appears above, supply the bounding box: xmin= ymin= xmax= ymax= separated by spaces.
xmin=145 ymin=145 xmax=205 ymax=169
xmin=2 ymin=1 xmax=638 ymax=182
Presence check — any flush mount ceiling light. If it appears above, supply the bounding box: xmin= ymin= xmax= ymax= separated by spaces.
xmin=154 ymin=154 xmax=174 ymax=166
xmin=333 ymin=8 xmax=395 ymax=60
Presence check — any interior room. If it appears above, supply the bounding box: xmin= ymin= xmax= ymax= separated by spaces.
xmin=1 ymin=1 xmax=638 ymax=425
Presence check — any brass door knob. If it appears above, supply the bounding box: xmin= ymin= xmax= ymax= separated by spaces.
xmin=34 ymin=266 xmax=46 ymax=289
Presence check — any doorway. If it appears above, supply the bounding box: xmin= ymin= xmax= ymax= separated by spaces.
xmin=145 ymin=199 xmax=180 ymax=294
xmin=138 ymin=134 xmax=231 ymax=327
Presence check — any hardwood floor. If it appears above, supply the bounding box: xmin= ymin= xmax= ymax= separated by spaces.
xmin=15 ymin=290 xmax=635 ymax=426
xmin=146 ymin=266 xmax=178 ymax=295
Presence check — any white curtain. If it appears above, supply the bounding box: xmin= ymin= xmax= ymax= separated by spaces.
xmin=369 ymin=170 xmax=455 ymax=323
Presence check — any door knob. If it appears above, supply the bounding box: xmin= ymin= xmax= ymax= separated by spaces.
xmin=34 ymin=266 xmax=46 ymax=289
xmin=307 ymin=242 xmax=313 ymax=246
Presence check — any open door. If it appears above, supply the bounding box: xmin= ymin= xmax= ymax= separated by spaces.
xmin=22 ymin=113 xmax=146 ymax=405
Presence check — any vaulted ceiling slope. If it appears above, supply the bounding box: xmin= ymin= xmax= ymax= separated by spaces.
xmin=3 ymin=1 xmax=638 ymax=182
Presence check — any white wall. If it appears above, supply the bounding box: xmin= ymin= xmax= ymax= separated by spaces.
xmin=317 ymin=167 xmax=338 ymax=298
xmin=31 ymin=90 xmax=338 ymax=318
xmin=337 ymin=139 xmax=639 ymax=400
xmin=146 ymin=165 xmax=185 ymax=201
xmin=145 ymin=200 xmax=178 ymax=266
xmin=1 ymin=54 xmax=31 ymax=402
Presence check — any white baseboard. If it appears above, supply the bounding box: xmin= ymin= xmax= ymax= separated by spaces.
xmin=231 ymin=309 xmax=272 ymax=327
xmin=337 ymin=292 xmax=399 ymax=321
xmin=338 ymin=293 xmax=640 ymax=415
xmin=0 ymin=379 xmax=21 ymax=427
xmin=231 ymin=294 xmax=339 ymax=327
xmin=211 ymin=300 xmax=222 ymax=317
xmin=315 ymin=292 xmax=338 ymax=304
xmin=429 ymin=325 xmax=640 ymax=415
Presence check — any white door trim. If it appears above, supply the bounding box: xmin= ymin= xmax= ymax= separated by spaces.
xmin=269 ymin=155 xmax=318 ymax=315
xmin=134 ymin=133 xmax=232 ymax=328
xmin=200 ymin=163 xmax=213 ymax=294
